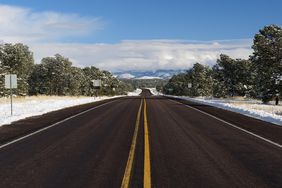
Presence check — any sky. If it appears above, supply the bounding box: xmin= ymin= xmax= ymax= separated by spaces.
xmin=0 ymin=0 xmax=281 ymax=72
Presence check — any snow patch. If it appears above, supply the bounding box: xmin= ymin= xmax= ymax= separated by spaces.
xmin=169 ymin=96 xmax=282 ymax=126
xmin=147 ymin=88 xmax=161 ymax=96
xmin=127 ymin=88 xmax=142 ymax=96
xmin=0 ymin=96 xmax=122 ymax=126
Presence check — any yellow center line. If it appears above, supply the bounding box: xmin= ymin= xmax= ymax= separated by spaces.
xmin=121 ymin=99 xmax=143 ymax=188
xmin=143 ymin=98 xmax=151 ymax=188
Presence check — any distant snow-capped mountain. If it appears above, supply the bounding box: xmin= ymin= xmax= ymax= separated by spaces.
xmin=117 ymin=73 xmax=136 ymax=79
xmin=114 ymin=70 xmax=185 ymax=80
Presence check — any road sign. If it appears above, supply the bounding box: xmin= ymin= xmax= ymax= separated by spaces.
xmin=5 ymin=74 xmax=17 ymax=89
xmin=92 ymin=79 xmax=101 ymax=88
xmin=92 ymin=80 xmax=102 ymax=87
xmin=188 ymin=83 xmax=192 ymax=88
xmin=4 ymin=74 xmax=17 ymax=116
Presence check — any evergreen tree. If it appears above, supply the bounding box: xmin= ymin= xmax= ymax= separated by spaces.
xmin=212 ymin=64 xmax=228 ymax=98
xmin=163 ymin=63 xmax=213 ymax=97
xmin=68 ymin=67 xmax=85 ymax=96
xmin=40 ymin=54 xmax=73 ymax=95
xmin=0 ymin=43 xmax=34 ymax=96
xmin=163 ymin=73 xmax=188 ymax=96
xmin=213 ymin=54 xmax=253 ymax=97
xmin=28 ymin=64 xmax=48 ymax=95
xmin=82 ymin=66 xmax=103 ymax=96
xmin=214 ymin=54 xmax=236 ymax=96
xmin=251 ymin=25 xmax=282 ymax=103
xmin=190 ymin=63 xmax=213 ymax=96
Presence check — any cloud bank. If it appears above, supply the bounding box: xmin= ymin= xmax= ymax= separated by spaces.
xmin=0 ymin=4 xmax=253 ymax=72
xmin=30 ymin=39 xmax=253 ymax=71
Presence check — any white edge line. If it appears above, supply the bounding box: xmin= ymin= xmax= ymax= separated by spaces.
xmin=0 ymin=98 xmax=120 ymax=150
xmin=169 ymin=99 xmax=282 ymax=149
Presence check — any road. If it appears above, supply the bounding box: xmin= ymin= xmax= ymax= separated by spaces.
xmin=0 ymin=89 xmax=281 ymax=188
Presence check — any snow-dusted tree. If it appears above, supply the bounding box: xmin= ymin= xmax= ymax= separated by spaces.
xmin=163 ymin=63 xmax=213 ymax=97
xmin=82 ymin=66 xmax=103 ymax=96
xmin=0 ymin=43 xmax=34 ymax=96
xmin=38 ymin=54 xmax=73 ymax=95
xmin=212 ymin=64 xmax=228 ymax=98
xmin=213 ymin=54 xmax=253 ymax=97
xmin=251 ymin=25 xmax=282 ymax=103
xmin=190 ymin=63 xmax=213 ymax=96
xmin=163 ymin=73 xmax=188 ymax=96
xmin=67 ymin=67 xmax=85 ymax=96
xmin=28 ymin=64 xmax=47 ymax=95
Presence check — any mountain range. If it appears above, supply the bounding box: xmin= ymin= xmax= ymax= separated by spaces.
xmin=114 ymin=69 xmax=185 ymax=80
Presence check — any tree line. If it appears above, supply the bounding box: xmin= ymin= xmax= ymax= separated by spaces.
xmin=163 ymin=25 xmax=282 ymax=103
xmin=0 ymin=44 xmax=133 ymax=97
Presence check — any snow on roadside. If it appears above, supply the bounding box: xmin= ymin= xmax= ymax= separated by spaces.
xmin=147 ymin=88 xmax=160 ymax=95
xmin=169 ymin=96 xmax=282 ymax=126
xmin=0 ymin=95 xmax=122 ymax=126
xmin=127 ymin=88 xmax=142 ymax=96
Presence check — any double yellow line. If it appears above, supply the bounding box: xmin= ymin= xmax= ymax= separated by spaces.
xmin=121 ymin=98 xmax=151 ymax=188
xmin=143 ymin=99 xmax=151 ymax=188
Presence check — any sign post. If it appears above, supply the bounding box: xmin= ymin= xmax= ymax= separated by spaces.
xmin=92 ymin=79 xmax=102 ymax=97
xmin=5 ymin=74 xmax=17 ymax=116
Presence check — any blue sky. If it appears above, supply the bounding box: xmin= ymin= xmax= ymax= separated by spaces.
xmin=0 ymin=0 xmax=281 ymax=71
xmin=1 ymin=0 xmax=281 ymax=43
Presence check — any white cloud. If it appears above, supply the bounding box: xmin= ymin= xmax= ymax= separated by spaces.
xmin=0 ymin=4 xmax=253 ymax=72
xmin=29 ymin=39 xmax=253 ymax=72
xmin=0 ymin=4 xmax=103 ymax=43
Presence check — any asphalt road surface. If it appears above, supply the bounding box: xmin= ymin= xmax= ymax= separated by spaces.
xmin=0 ymin=89 xmax=281 ymax=188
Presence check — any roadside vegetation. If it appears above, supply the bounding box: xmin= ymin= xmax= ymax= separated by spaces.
xmin=163 ymin=25 xmax=282 ymax=104
xmin=0 ymin=45 xmax=133 ymax=97
xmin=121 ymin=78 xmax=167 ymax=90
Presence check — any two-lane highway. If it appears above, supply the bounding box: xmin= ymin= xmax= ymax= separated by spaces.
xmin=0 ymin=89 xmax=281 ymax=188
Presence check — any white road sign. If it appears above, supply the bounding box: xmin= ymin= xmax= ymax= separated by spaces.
xmin=188 ymin=83 xmax=192 ymax=88
xmin=5 ymin=74 xmax=17 ymax=89
xmin=92 ymin=79 xmax=102 ymax=87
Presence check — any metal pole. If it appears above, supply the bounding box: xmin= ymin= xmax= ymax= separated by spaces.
xmin=10 ymin=74 xmax=13 ymax=116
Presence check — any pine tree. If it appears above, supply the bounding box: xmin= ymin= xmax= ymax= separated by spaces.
xmin=0 ymin=43 xmax=34 ymax=96
xmin=213 ymin=54 xmax=253 ymax=97
xmin=40 ymin=54 xmax=73 ymax=95
xmin=28 ymin=64 xmax=47 ymax=95
xmin=251 ymin=25 xmax=282 ymax=103
xmin=191 ymin=63 xmax=213 ymax=96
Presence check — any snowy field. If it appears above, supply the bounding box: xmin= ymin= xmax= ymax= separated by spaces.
xmin=0 ymin=95 xmax=122 ymax=126
xmin=169 ymin=96 xmax=282 ymax=126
